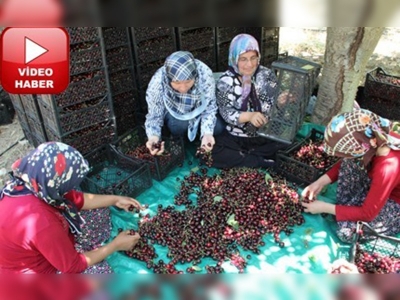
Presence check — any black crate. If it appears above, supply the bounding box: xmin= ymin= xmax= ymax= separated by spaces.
xmin=132 ymin=27 xmax=174 ymax=42
xmin=257 ymin=67 xmax=312 ymax=144
xmin=109 ymin=68 xmax=136 ymax=95
xmin=190 ymin=46 xmax=217 ymax=72
xmin=349 ymin=221 xmax=400 ymax=273
xmin=106 ymin=45 xmax=134 ymax=74
xmin=361 ymin=68 xmax=400 ymax=121
xmin=216 ymin=41 xmax=231 ymax=72
xmin=45 ymin=121 xmax=117 ymax=155
xmin=245 ymin=27 xmax=279 ymax=67
xmin=66 ymin=27 xmax=101 ymax=45
xmin=216 ymin=27 xmax=246 ymax=43
xmin=135 ymin=59 xmax=165 ymax=91
xmin=113 ymin=127 xmax=185 ymax=181
xmin=102 ymin=27 xmax=130 ymax=50
xmin=116 ymin=111 xmax=137 ymax=137
xmin=70 ymin=41 xmax=104 ymax=76
xmin=275 ymin=129 xmax=339 ymax=186
xmin=133 ymin=34 xmax=177 ymax=64
xmin=81 ymin=145 xmax=152 ymax=198
xmin=177 ymin=27 xmax=215 ymax=51
xmin=112 ymin=90 xmax=137 ymax=117
xmin=54 ymin=69 xmax=108 ymax=108
xmin=272 ymin=52 xmax=321 ymax=96
xmin=37 ymin=94 xmax=113 ymax=135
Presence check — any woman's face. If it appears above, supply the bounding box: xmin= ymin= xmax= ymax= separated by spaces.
xmin=237 ymin=50 xmax=259 ymax=77
xmin=170 ymin=79 xmax=195 ymax=94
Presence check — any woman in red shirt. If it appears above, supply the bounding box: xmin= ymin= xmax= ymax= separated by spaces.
xmin=301 ymin=109 xmax=400 ymax=242
xmin=0 ymin=142 xmax=142 ymax=273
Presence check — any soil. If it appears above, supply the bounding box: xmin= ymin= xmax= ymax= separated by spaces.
xmin=1 ymin=27 xmax=399 ymax=187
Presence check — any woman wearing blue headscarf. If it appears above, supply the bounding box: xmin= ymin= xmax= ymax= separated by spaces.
xmin=211 ymin=34 xmax=288 ymax=168
xmin=145 ymin=51 xmax=225 ymax=155
xmin=0 ymin=142 xmax=142 ymax=273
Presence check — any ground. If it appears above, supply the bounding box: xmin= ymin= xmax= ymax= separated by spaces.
xmin=1 ymin=27 xmax=399 ymax=187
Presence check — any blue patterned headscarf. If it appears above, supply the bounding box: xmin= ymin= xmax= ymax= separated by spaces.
xmin=163 ymin=51 xmax=201 ymax=114
xmin=0 ymin=142 xmax=90 ymax=234
xmin=228 ymin=34 xmax=261 ymax=111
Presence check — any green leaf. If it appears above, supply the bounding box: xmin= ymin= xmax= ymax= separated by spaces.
xmin=213 ymin=195 xmax=223 ymax=203
xmin=265 ymin=172 xmax=273 ymax=183
xmin=191 ymin=166 xmax=199 ymax=173
xmin=192 ymin=266 xmax=202 ymax=272
xmin=308 ymin=254 xmax=317 ymax=262
xmin=227 ymin=214 xmax=239 ymax=230
xmin=181 ymin=241 xmax=186 ymax=246
xmin=201 ymin=220 xmax=204 ymax=226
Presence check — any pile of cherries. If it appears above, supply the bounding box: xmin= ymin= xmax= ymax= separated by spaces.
xmin=125 ymin=168 xmax=306 ymax=273
xmin=354 ymin=245 xmax=400 ymax=273
xmin=290 ymin=140 xmax=338 ymax=169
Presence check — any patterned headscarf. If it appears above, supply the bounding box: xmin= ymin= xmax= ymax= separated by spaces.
xmin=0 ymin=142 xmax=90 ymax=234
xmin=228 ymin=34 xmax=261 ymax=111
xmin=324 ymin=109 xmax=400 ymax=166
xmin=163 ymin=51 xmax=200 ymax=114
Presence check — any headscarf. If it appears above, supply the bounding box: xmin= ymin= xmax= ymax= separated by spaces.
xmin=0 ymin=142 xmax=90 ymax=234
xmin=324 ymin=109 xmax=400 ymax=166
xmin=163 ymin=51 xmax=201 ymax=115
xmin=228 ymin=33 xmax=261 ymax=111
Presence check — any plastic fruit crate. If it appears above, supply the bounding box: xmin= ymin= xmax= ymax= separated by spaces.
xmin=81 ymin=145 xmax=152 ymax=198
xmin=113 ymin=126 xmax=185 ymax=181
xmin=66 ymin=27 xmax=100 ymax=45
xmin=275 ymin=129 xmax=339 ymax=186
xmin=349 ymin=221 xmax=400 ymax=273
xmin=134 ymin=34 xmax=177 ymax=64
xmin=177 ymin=27 xmax=215 ymax=51
xmin=70 ymin=41 xmax=104 ymax=76
xmin=257 ymin=67 xmax=312 ymax=144
xmin=132 ymin=27 xmax=174 ymax=42
xmin=361 ymin=67 xmax=400 ymax=121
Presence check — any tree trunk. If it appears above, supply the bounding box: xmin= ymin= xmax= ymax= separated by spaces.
xmin=311 ymin=27 xmax=384 ymax=125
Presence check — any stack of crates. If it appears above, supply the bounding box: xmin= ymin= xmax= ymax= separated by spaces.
xmin=245 ymin=27 xmax=280 ymax=67
xmin=257 ymin=54 xmax=321 ymax=144
xmin=176 ymin=27 xmax=217 ymax=71
xmin=131 ymin=27 xmax=177 ymax=112
xmin=102 ymin=27 xmax=138 ymax=136
xmin=215 ymin=27 xmax=246 ymax=72
xmin=36 ymin=27 xmax=116 ymax=155
xmin=361 ymin=67 xmax=400 ymax=121
xmin=8 ymin=94 xmax=47 ymax=147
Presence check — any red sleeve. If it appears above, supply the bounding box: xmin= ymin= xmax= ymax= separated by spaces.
xmin=325 ymin=160 xmax=341 ymax=182
xmin=33 ymin=221 xmax=88 ymax=273
xmin=336 ymin=156 xmax=399 ymax=222
xmin=64 ymin=190 xmax=85 ymax=210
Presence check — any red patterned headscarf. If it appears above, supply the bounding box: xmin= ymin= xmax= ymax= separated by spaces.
xmin=324 ymin=109 xmax=400 ymax=166
xmin=1 ymin=142 xmax=89 ymax=234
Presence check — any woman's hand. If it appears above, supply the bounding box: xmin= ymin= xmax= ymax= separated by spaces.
xmin=114 ymin=196 xmax=144 ymax=212
xmin=329 ymin=259 xmax=359 ymax=274
xmin=302 ymin=200 xmax=334 ymax=214
xmin=112 ymin=231 xmax=141 ymax=251
xmin=301 ymin=174 xmax=332 ymax=201
xmin=146 ymin=136 xmax=165 ymax=156
xmin=201 ymin=134 xmax=215 ymax=152
xmin=249 ymin=112 xmax=267 ymax=128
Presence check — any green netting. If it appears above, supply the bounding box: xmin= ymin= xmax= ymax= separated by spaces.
xmin=106 ymin=122 xmax=351 ymax=274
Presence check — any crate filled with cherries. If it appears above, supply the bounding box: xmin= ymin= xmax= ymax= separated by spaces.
xmin=113 ymin=126 xmax=185 ymax=181
xmin=275 ymin=128 xmax=339 ymax=186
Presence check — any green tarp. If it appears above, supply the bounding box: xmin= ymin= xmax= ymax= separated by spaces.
xmin=106 ymin=123 xmax=351 ymax=274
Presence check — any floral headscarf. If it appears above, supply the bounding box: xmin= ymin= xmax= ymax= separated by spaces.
xmin=228 ymin=34 xmax=261 ymax=111
xmin=324 ymin=109 xmax=400 ymax=166
xmin=0 ymin=142 xmax=90 ymax=234
xmin=163 ymin=51 xmax=200 ymax=114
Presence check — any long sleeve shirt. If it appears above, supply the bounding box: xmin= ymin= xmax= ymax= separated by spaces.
xmin=326 ymin=148 xmax=400 ymax=222
xmin=145 ymin=60 xmax=218 ymax=139
xmin=0 ymin=190 xmax=88 ymax=274
xmin=216 ymin=65 xmax=278 ymax=137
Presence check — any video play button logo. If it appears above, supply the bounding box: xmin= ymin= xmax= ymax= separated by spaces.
xmin=25 ymin=37 xmax=48 ymax=64
xmin=0 ymin=27 xmax=69 ymax=94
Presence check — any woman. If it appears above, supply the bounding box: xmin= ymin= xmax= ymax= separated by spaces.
xmin=144 ymin=51 xmax=225 ymax=155
xmin=211 ymin=34 xmax=288 ymax=168
xmin=0 ymin=142 xmax=142 ymax=274
xmin=302 ymin=109 xmax=400 ymax=242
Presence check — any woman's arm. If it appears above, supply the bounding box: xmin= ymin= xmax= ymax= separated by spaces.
xmin=199 ymin=66 xmax=218 ymax=137
xmin=82 ymin=193 xmax=143 ymax=212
